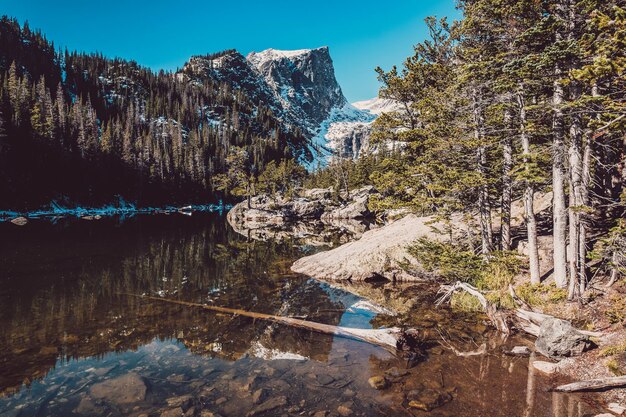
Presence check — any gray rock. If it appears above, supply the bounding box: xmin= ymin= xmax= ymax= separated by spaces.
xmin=252 ymin=388 xmax=268 ymax=404
xmin=10 ymin=216 xmax=28 ymax=226
xmin=161 ymin=408 xmax=183 ymax=417
xmin=88 ymin=372 xmax=147 ymax=405
xmin=532 ymin=361 xmax=559 ymax=374
xmin=302 ymin=187 xmax=333 ymax=200
xmin=509 ymin=346 xmax=532 ymax=356
xmin=608 ymin=403 xmax=626 ymax=415
xmin=535 ymin=318 xmax=592 ymax=359
xmin=246 ymin=396 xmax=288 ymax=417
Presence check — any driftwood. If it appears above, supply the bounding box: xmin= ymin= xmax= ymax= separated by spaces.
xmin=438 ymin=282 xmax=604 ymax=338
xmin=123 ymin=293 xmax=408 ymax=353
xmin=437 ymin=282 xmax=510 ymax=334
xmin=554 ymin=376 xmax=626 ymax=392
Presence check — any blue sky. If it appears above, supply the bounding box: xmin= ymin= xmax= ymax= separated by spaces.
xmin=3 ymin=0 xmax=459 ymax=102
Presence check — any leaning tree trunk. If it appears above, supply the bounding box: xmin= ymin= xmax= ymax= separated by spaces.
xmin=502 ymin=107 xmax=514 ymax=251
xmin=473 ymin=90 xmax=493 ymax=255
xmin=518 ymin=89 xmax=541 ymax=284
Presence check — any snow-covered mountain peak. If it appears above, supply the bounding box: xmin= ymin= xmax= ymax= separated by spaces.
xmin=246 ymin=46 xmax=328 ymax=67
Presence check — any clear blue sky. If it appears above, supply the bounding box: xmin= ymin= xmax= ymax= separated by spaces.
xmin=3 ymin=0 xmax=459 ymax=102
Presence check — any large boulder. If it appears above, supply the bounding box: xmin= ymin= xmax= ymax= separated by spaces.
xmin=535 ymin=318 xmax=592 ymax=359
xmin=291 ymin=214 xmax=447 ymax=281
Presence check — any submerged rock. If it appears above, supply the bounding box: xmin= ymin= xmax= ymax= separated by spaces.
xmin=246 ymin=396 xmax=288 ymax=417
xmin=10 ymin=216 xmax=28 ymax=226
xmin=291 ymin=214 xmax=448 ymax=281
xmin=88 ymin=372 xmax=147 ymax=405
xmin=406 ymin=388 xmax=452 ymax=412
xmin=160 ymin=408 xmax=183 ymax=417
xmin=535 ymin=318 xmax=592 ymax=359
xmin=368 ymin=376 xmax=389 ymax=390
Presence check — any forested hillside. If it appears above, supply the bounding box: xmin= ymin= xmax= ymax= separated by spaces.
xmin=309 ymin=0 xmax=625 ymax=298
xmin=0 ymin=17 xmax=309 ymax=210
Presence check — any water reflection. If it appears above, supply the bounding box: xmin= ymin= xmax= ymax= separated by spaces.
xmin=0 ymin=214 xmax=606 ymax=416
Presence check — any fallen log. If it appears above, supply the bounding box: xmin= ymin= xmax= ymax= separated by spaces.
xmin=437 ymin=281 xmax=510 ymax=335
xmin=437 ymin=282 xmax=604 ymax=339
xmin=554 ymin=376 xmax=626 ymax=392
xmin=123 ymin=293 xmax=415 ymax=353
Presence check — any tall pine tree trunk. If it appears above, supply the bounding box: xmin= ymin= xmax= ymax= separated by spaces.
xmin=473 ymin=90 xmax=493 ymax=255
xmin=553 ymin=81 xmax=569 ymax=289
xmin=567 ymin=84 xmax=584 ymax=299
xmin=552 ymin=2 xmax=569 ymax=289
xmin=517 ymin=89 xmax=541 ymax=284
xmin=566 ymin=0 xmax=586 ymax=299
xmin=502 ymin=107 xmax=513 ymax=251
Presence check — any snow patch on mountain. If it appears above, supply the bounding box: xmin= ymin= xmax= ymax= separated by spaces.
xmin=353 ymin=97 xmax=403 ymax=115
xmin=306 ymin=103 xmax=375 ymax=168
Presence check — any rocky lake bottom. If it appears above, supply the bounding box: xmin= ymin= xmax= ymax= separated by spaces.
xmin=0 ymin=213 xmax=608 ymax=416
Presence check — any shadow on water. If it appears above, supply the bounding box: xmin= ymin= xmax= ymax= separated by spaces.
xmin=0 ymin=213 xmax=606 ymax=416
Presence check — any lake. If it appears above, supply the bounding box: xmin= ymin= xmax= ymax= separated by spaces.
xmin=0 ymin=213 xmax=604 ymax=416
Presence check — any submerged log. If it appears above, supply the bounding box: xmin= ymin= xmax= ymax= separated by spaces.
xmin=554 ymin=376 xmax=626 ymax=392
xmin=123 ymin=294 xmax=417 ymax=353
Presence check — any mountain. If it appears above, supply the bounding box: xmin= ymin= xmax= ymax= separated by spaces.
xmin=0 ymin=16 xmax=390 ymax=209
xmin=246 ymin=47 xmax=348 ymax=135
xmin=178 ymin=47 xmax=378 ymax=166
xmin=246 ymin=47 xmax=375 ymax=165
xmin=0 ymin=17 xmax=309 ymax=209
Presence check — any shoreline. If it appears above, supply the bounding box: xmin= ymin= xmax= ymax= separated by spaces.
xmin=227 ymin=197 xmax=626 ymax=412
xmin=0 ymin=201 xmax=230 ymax=222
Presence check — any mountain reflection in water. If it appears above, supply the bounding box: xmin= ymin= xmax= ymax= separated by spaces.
xmin=0 ymin=213 xmax=606 ymax=416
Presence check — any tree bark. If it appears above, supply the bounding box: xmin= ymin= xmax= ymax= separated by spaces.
xmin=552 ymin=60 xmax=569 ymax=289
xmin=517 ymin=89 xmax=541 ymax=284
xmin=473 ymin=90 xmax=493 ymax=255
xmin=502 ymin=107 xmax=514 ymax=251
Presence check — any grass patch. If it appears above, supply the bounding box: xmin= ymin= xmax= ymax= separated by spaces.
xmin=599 ymin=341 xmax=626 ymax=357
xmin=408 ymin=239 xmax=522 ymax=312
xmin=606 ymin=359 xmax=625 ymax=376
xmin=450 ymin=292 xmax=484 ymax=312
xmin=605 ymin=295 xmax=626 ymax=324
xmin=515 ymin=282 xmax=568 ymax=307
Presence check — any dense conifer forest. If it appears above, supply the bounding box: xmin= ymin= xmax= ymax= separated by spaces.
xmin=308 ymin=0 xmax=626 ymax=298
xmin=0 ymin=17 xmax=309 ymax=210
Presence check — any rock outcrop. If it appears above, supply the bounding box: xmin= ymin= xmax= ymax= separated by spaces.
xmin=226 ymin=187 xmax=379 ymax=246
xmin=291 ymin=214 xmax=448 ymax=282
xmin=227 ymin=187 xmax=375 ymax=227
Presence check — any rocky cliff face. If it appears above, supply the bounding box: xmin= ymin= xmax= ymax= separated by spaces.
xmin=247 ymin=47 xmax=348 ymax=134
xmin=178 ymin=47 xmax=384 ymax=165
